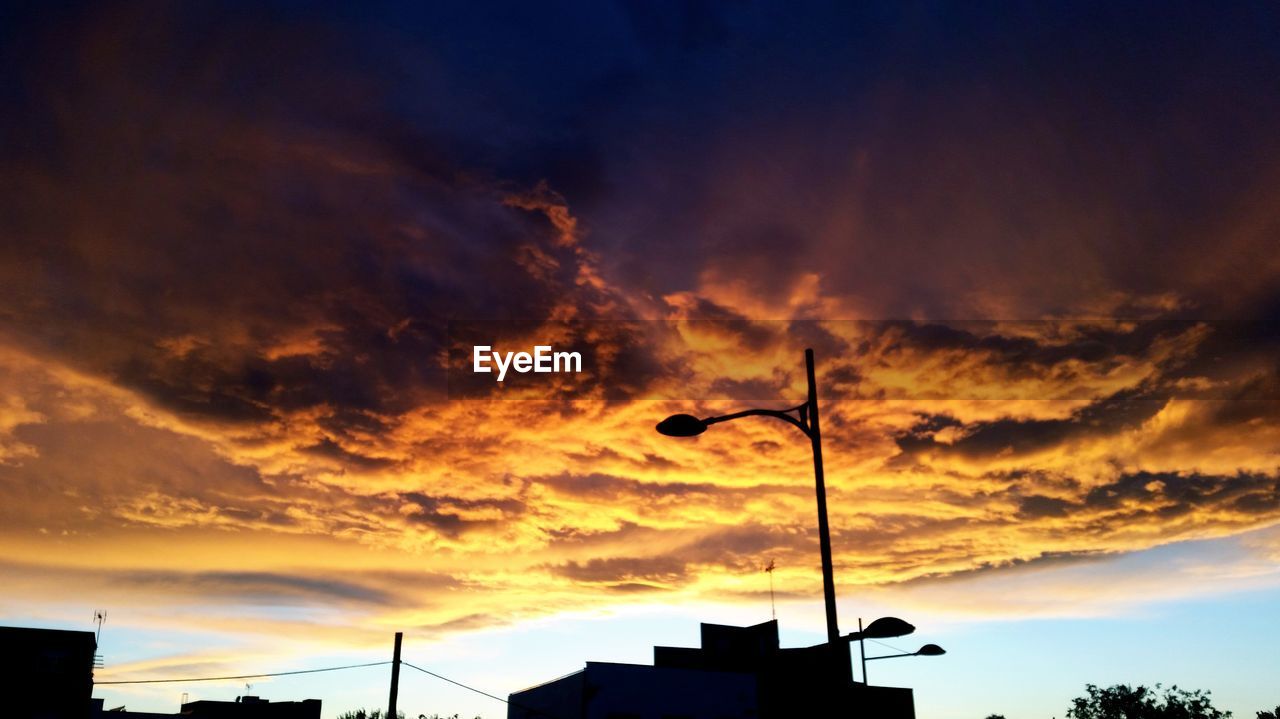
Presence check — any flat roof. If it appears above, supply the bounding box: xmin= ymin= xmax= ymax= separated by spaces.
xmin=0 ymin=626 xmax=96 ymax=646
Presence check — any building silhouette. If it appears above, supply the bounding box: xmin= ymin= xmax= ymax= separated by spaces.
xmin=1 ymin=626 xmax=98 ymax=719
xmin=93 ymin=695 xmax=322 ymax=718
xmin=508 ymin=620 xmax=914 ymax=719
xmin=0 ymin=624 xmax=321 ymax=719
xmin=176 ymin=696 xmax=321 ymax=718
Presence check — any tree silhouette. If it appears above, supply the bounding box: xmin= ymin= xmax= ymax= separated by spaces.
xmin=1256 ymin=706 xmax=1279 ymax=719
xmin=337 ymin=710 xmax=404 ymax=719
xmin=984 ymin=715 xmax=1009 ymax=719
xmin=335 ymin=706 xmax=481 ymax=711
xmin=1066 ymin=684 xmax=1230 ymax=719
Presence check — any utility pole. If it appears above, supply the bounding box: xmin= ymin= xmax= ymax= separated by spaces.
xmin=806 ymin=348 xmax=840 ymax=644
xmin=388 ymin=632 xmax=402 ymax=719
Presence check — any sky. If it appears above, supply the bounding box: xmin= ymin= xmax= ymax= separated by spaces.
xmin=1 ymin=1 xmax=1279 ymax=717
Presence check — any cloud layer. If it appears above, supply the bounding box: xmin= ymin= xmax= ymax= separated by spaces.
xmin=0 ymin=0 xmax=1278 ymax=670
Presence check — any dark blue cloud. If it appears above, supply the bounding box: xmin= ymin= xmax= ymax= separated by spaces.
xmin=2 ymin=0 xmax=1279 ymax=426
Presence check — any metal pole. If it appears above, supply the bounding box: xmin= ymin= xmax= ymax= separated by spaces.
xmin=806 ymin=348 xmax=840 ymax=644
xmin=859 ymin=617 xmax=868 ymax=685
xmin=388 ymin=631 xmax=402 ymax=719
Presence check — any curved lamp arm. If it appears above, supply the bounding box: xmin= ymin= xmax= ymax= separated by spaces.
xmin=702 ymin=402 xmax=813 ymax=438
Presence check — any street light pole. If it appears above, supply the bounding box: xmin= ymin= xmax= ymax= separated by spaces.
xmin=656 ymin=348 xmax=840 ymax=644
xmin=805 ymin=348 xmax=840 ymax=645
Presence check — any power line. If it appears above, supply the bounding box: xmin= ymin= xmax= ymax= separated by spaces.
xmin=400 ymin=661 xmax=508 ymax=706
xmin=95 ymin=660 xmax=391 ymax=685
xmin=96 ymin=654 xmax=551 ymax=714
xmin=400 ymin=660 xmax=563 ymax=719
xmin=868 ymin=637 xmax=912 ymax=655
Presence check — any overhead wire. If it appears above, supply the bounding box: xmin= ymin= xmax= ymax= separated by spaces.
xmin=400 ymin=660 xmax=509 ymax=706
xmin=95 ymin=660 xmax=391 ymax=685
xmin=867 ymin=637 xmax=913 ymax=655
xmin=401 ymin=660 xmax=564 ymax=719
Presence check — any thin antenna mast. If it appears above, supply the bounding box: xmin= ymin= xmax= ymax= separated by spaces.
xmin=92 ymin=610 xmax=107 ymax=671
xmin=93 ymin=610 xmax=107 ymax=644
xmin=763 ymin=559 xmax=777 ymax=620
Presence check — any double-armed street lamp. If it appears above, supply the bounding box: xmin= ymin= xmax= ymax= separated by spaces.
xmin=657 ymin=348 xmax=947 ymax=686
xmin=847 ymin=616 xmax=946 ymax=684
xmin=656 ymin=348 xmax=840 ymax=643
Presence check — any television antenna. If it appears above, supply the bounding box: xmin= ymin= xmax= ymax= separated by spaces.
xmin=763 ymin=559 xmax=777 ymax=619
xmin=92 ymin=610 xmax=107 ymax=670
xmin=93 ymin=610 xmax=107 ymax=643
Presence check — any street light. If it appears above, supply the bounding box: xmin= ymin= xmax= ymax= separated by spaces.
xmin=865 ymin=639 xmax=947 ymax=680
xmin=849 ymin=615 xmax=943 ymax=684
xmin=656 ymin=348 xmax=840 ymax=644
xmin=845 ymin=616 xmax=917 ymax=684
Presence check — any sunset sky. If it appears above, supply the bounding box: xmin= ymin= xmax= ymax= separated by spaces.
xmin=2 ymin=2 xmax=1279 ymax=718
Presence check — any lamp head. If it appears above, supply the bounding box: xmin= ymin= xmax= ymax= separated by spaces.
xmin=862 ymin=616 xmax=916 ymax=639
xmin=656 ymin=414 xmax=707 ymax=437
xmin=916 ymin=643 xmax=946 ymax=656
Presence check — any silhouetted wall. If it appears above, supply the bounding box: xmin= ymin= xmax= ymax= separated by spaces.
xmin=180 ymin=697 xmax=321 ymax=718
xmin=509 ymin=620 xmax=916 ymax=719
xmin=509 ymin=662 xmax=756 ymax=719
xmin=0 ymin=625 xmax=96 ymax=719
